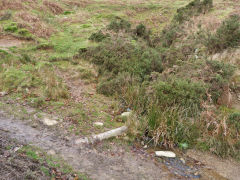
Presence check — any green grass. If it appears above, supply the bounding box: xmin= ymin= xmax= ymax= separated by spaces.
xmin=1 ymin=0 xmax=240 ymax=161
xmin=19 ymin=146 xmax=89 ymax=179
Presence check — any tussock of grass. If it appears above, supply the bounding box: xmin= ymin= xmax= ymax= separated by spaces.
xmin=0 ymin=53 xmax=69 ymax=101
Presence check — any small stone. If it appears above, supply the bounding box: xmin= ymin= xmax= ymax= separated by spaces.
xmin=47 ymin=149 xmax=56 ymax=155
xmin=31 ymin=123 xmax=38 ymax=128
xmin=121 ymin=112 xmax=131 ymax=117
xmin=180 ymin=157 xmax=186 ymax=164
xmin=0 ymin=91 xmax=7 ymax=97
xmin=155 ymin=151 xmax=176 ymax=158
xmin=13 ymin=147 xmax=21 ymax=152
xmin=64 ymin=136 xmax=71 ymax=141
xmin=75 ymin=137 xmax=89 ymax=144
xmin=143 ymin=145 xmax=148 ymax=149
xmin=94 ymin=122 xmax=104 ymax=126
xmin=42 ymin=117 xmax=58 ymax=126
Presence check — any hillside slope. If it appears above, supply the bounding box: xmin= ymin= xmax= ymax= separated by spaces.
xmin=0 ymin=0 xmax=240 ymax=179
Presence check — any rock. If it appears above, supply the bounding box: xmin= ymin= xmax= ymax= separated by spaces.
xmin=94 ymin=122 xmax=104 ymax=126
xmin=217 ymin=84 xmax=232 ymax=108
xmin=42 ymin=117 xmax=58 ymax=126
xmin=180 ymin=157 xmax=186 ymax=164
xmin=47 ymin=149 xmax=56 ymax=155
xmin=0 ymin=91 xmax=7 ymax=97
xmin=13 ymin=147 xmax=21 ymax=152
xmin=31 ymin=123 xmax=38 ymax=128
xmin=155 ymin=151 xmax=176 ymax=158
xmin=121 ymin=111 xmax=131 ymax=117
xmin=143 ymin=145 xmax=148 ymax=149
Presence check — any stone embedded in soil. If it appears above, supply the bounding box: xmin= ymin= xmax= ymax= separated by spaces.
xmin=47 ymin=149 xmax=56 ymax=155
xmin=155 ymin=151 xmax=176 ymax=158
xmin=0 ymin=91 xmax=7 ymax=97
xmin=94 ymin=122 xmax=104 ymax=126
xmin=121 ymin=111 xmax=131 ymax=117
xmin=42 ymin=117 xmax=58 ymax=126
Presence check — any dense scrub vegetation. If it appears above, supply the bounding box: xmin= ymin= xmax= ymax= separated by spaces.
xmin=159 ymin=0 xmax=213 ymax=47
xmin=1 ymin=0 xmax=240 ymax=161
xmin=203 ymin=14 xmax=240 ymax=53
xmin=82 ymin=0 xmax=240 ymax=160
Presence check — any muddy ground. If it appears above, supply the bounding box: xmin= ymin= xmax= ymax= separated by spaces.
xmin=1 ymin=109 xmax=239 ymax=180
xmin=0 ymin=130 xmax=80 ymax=180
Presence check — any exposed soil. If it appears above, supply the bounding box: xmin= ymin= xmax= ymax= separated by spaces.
xmin=1 ymin=108 xmax=239 ymax=180
xmin=187 ymin=150 xmax=240 ymax=180
xmin=0 ymin=35 xmax=24 ymax=50
xmin=0 ymin=130 xmax=78 ymax=180
xmin=0 ymin=110 xmax=172 ymax=180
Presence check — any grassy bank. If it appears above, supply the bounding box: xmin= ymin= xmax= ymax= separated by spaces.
xmin=0 ymin=0 xmax=240 ymax=160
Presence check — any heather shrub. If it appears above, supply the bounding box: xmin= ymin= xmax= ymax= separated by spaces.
xmin=203 ymin=15 xmax=240 ymax=53
xmin=89 ymin=30 xmax=110 ymax=42
xmin=107 ymin=17 xmax=131 ymax=32
xmin=82 ymin=38 xmax=163 ymax=79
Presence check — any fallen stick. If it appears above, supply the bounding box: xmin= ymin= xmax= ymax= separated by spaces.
xmin=75 ymin=126 xmax=128 ymax=145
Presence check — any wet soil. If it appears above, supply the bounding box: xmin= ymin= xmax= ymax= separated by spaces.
xmin=0 ymin=110 xmax=172 ymax=180
xmin=0 ymin=130 xmax=78 ymax=180
xmin=0 ymin=109 xmax=239 ymax=180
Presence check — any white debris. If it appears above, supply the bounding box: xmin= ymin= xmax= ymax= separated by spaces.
xmin=121 ymin=112 xmax=131 ymax=117
xmin=75 ymin=126 xmax=128 ymax=145
xmin=13 ymin=147 xmax=21 ymax=152
xmin=94 ymin=122 xmax=104 ymax=126
xmin=155 ymin=151 xmax=176 ymax=158
xmin=42 ymin=117 xmax=58 ymax=126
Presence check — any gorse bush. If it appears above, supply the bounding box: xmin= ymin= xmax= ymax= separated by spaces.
xmin=134 ymin=23 xmax=151 ymax=40
xmin=174 ymin=0 xmax=213 ymax=23
xmin=151 ymin=78 xmax=206 ymax=113
xmin=89 ymin=30 xmax=110 ymax=42
xmin=107 ymin=17 xmax=131 ymax=32
xmin=82 ymin=38 xmax=163 ymax=80
xmin=160 ymin=25 xmax=181 ymax=47
xmin=203 ymin=15 xmax=240 ymax=53
xmin=158 ymin=0 xmax=213 ymax=47
xmin=206 ymin=60 xmax=236 ymax=102
xmin=207 ymin=60 xmax=236 ymax=80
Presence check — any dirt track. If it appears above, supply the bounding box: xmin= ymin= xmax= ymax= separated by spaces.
xmin=1 ymin=109 xmax=240 ymax=180
xmin=0 ymin=110 xmax=173 ymax=180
